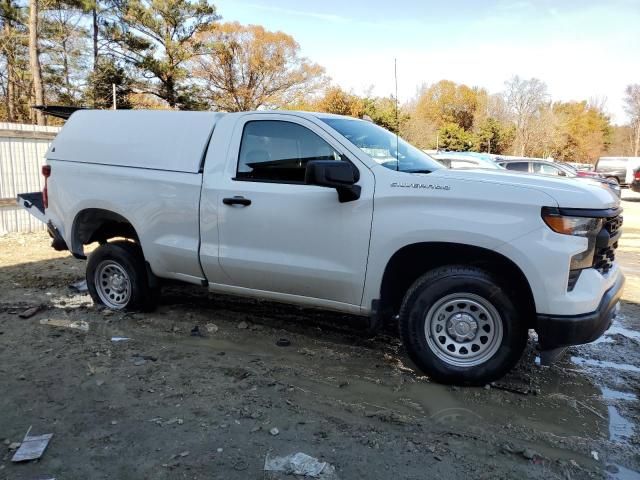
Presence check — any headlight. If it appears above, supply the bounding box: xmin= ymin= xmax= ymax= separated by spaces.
xmin=541 ymin=208 xmax=602 ymax=237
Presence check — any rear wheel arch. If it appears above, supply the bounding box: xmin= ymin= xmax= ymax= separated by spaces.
xmin=71 ymin=208 xmax=140 ymax=256
xmin=378 ymin=242 xmax=536 ymax=325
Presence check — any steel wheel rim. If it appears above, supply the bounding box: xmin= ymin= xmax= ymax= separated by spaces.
xmin=94 ymin=260 xmax=131 ymax=309
xmin=425 ymin=293 xmax=503 ymax=367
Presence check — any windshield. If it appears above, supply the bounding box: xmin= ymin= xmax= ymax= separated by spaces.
xmin=320 ymin=117 xmax=444 ymax=173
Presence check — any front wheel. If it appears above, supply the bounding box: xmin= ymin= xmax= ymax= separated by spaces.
xmin=86 ymin=241 xmax=157 ymax=311
xmin=399 ymin=265 xmax=527 ymax=385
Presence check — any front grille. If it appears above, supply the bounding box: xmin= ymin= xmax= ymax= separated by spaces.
xmin=605 ymin=215 xmax=623 ymax=236
xmin=593 ymin=215 xmax=622 ymax=274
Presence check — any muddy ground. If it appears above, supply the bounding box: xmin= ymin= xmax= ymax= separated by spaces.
xmin=1 ymin=192 xmax=640 ymax=480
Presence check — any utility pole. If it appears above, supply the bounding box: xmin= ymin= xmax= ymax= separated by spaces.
xmin=28 ymin=0 xmax=45 ymax=125
xmin=112 ymin=83 xmax=116 ymax=110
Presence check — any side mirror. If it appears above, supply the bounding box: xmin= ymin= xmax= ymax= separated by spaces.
xmin=305 ymin=160 xmax=361 ymax=203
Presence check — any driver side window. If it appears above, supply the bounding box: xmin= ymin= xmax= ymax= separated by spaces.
xmin=236 ymin=120 xmax=341 ymax=183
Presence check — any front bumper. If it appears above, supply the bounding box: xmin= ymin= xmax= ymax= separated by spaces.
xmin=535 ymin=271 xmax=625 ymax=350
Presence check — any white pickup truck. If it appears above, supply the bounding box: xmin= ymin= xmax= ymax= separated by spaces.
xmin=18 ymin=110 xmax=624 ymax=385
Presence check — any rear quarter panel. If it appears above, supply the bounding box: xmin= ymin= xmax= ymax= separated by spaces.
xmin=47 ymin=160 xmax=204 ymax=283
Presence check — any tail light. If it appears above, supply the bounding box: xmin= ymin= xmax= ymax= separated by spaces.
xmin=42 ymin=165 xmax=51 ymax=209
xmin=634 ymin=170 xmax=640 ymax=181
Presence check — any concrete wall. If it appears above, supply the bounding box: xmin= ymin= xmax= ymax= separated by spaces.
xmin=0 ymin=122 xmax=61 ymax=235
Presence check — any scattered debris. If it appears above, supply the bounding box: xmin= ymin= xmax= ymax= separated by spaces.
xmin=364 ymin=410 xmax=411 ymax=425
xmin=216 ymin=448 xmax=223 ymax=453
xmin=111 ymin=337 xmax=130 ymax=342
xmin=133 ymin=359 xmax=146 ymax=366
xmin=591 ymin=450 xmax=599 ymax=461
xmin=264 ymin=452 xmax=338 ymax=479
xmin=11 ymin=427 xmax=53 ymax=463
xmin=18 ymin=305 xmax=42 ymax=319
xmin=179 ymin=451 xmax=189 ymax=457
xmin=8 ymin=442 xmax=21 ymax=450
xmin=276 ymin=338 xmax=291 ymax=347
xmin=163 ymin=418 xmax=184 ymax=426
xmin=190 ymin=325 xmax=203 ymax=337
xmin=206 ymin=323 xmax=219 ymax=333
xmin=490 ymin=383 xmax=531 ymax=395
xmin=522 ymin=448 xmax=539 ymax=460
xmin=237 ymin=321 xmax=249 ymax=329
xmin=133 ymin=353 xmax=158 ymax=362
xmin=269 ymin=427 xmax=280 ymax=436
xmin=96 ymin=379 xmax=105 ymax=386
xmin=69 ymin=279 xmax=88 ymax=293
xmin=39 ymin=318 xmax=89 ymax=332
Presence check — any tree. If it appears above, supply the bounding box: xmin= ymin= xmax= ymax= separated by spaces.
xmin=437 ymin=123 xmax=474 ymax=151
xmin=363 ymin=95 xmax=402 ymax=133
xmin=504 ymin=76 xmax=549 ymax=156
xmin=473 ymin=117 xmax=514 ymax=154
xmin=1 ymin=0 xmax=23 ymax=121
xmin=312 ymin=86 xmax=363 ymax=117
xmin=41 ymin=3 xmax=90 ymax=105
xmin=104 ymin=0 xmax=219 ymax=109
xmin=551 ymin=101 xmax=612 ymax=163
xmin=401 ymin=80 xmax=487 ymax=149
xmin=624 ymin=84 xmax=640 ymax=156
xmin=193 ymin=22 xmax=325 ymax=112
xmin=85 ymin=56 xmax=133 ymax=108
xmin=414 ymin=80 xmax=486 ymax=131
xmin=28 ymin=0 xmax=45 ymax=124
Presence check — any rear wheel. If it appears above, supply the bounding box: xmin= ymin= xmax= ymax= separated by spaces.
xmin=398 ymin=265 xmax=527 ymax=385
xmin=606 ymin=176 xmax=620 ymax=185
xmin=86 ymin=241 xmax=157 ymax=311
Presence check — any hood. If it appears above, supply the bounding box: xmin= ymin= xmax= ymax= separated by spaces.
xmin=431 ymin=168 xmax=620 ymax=210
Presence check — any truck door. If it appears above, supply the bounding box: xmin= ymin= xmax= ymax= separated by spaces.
xmin=199 ymin=113 xmax=374 ymax=309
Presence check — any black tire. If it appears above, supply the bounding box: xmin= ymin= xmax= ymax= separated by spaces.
xmin=398 ymin=265 xmax=527 ymax=386
xmin=606 ymin=176 xmax=620 ymax=185
xmin=86 ymin=240 xmax=157 ymax=311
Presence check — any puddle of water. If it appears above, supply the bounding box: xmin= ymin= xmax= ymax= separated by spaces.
xmin=608 ymin=405 xmax=635 ymax=442
xmin=602 ymin=387 xmax=638 ymax=402
xmin=593 ymin=316 xmax=640 ymax=344
xmin=571 ymin=356 xmax=640 ymax=374
xmin=607 ymin=464 xmax=640 ymax=480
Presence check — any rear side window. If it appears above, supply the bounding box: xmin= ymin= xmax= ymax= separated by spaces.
xmin=236 ymin=121 xmax=341 ymax=183
xmin=504 ymin=162 xmax=529 ymax=172
xmin=532 ymin=163 xmax=561 ymax=175
xmin=449 ymin=160 xmax=478 ymax=169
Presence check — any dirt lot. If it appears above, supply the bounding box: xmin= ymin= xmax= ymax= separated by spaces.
xmin=1 ymin=192 xmax=640 ymax=480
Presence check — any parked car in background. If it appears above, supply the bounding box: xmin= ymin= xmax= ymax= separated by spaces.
xmin=595 ymin=157 xmax=640 ymax=185
xmin=631 ymin=167 xmax=640 ymax=193
xmin=432 ymin=152 xmax=503 ymax=170
xmin=559 ymin=162 xmax=602 ymax=179
xmin=497 ymin=158 xmax=620 ymax=197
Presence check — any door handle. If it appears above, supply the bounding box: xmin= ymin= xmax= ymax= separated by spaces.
xmin=223 ymin=196 xmax=252 ymax=206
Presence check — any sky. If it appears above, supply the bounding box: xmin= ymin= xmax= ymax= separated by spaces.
xmin=214 ymin=0 xmax=640 ymax=124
